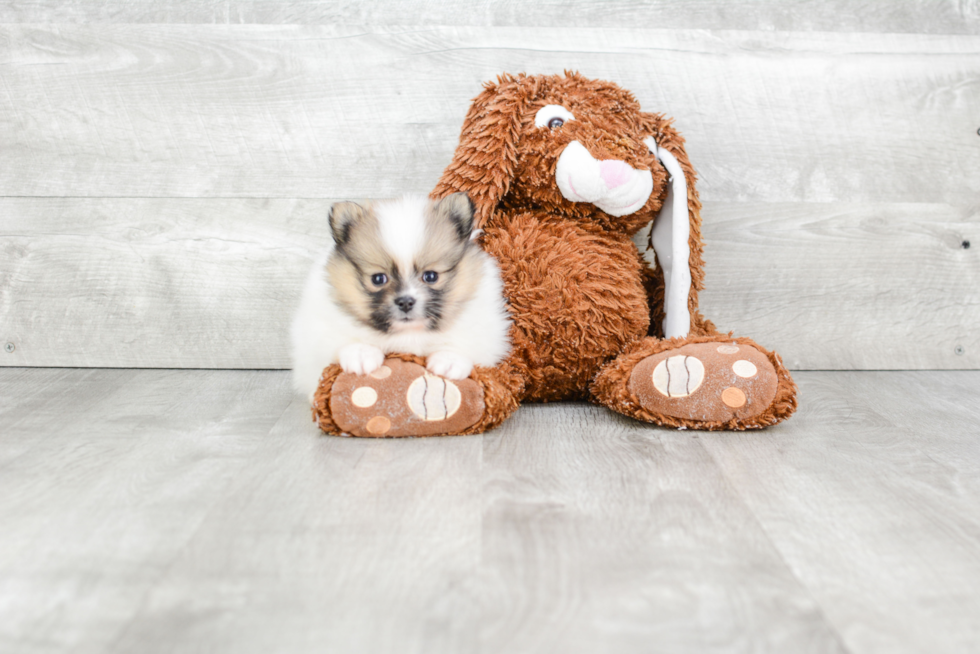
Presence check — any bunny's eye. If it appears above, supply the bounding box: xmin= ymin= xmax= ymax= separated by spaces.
xmin=535 ymin=104 xmax=575 ymax=130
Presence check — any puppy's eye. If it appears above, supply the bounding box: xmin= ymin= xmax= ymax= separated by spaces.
xmin=370 ymin=273 xmax=388 ymax=286
xmin=421 ymin=271 xmax=438 ymax=284
xmin=534 ymin=104 xmax=575 ymax=130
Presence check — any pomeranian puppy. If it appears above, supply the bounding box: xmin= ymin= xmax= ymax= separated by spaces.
xmin=291 ymin=192 xmax=511 ymax=400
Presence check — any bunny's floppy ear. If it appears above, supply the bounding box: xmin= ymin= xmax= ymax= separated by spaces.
xmin=634 ymin=113 xmax=708 ymax=339
xmin=431 ymin=74 xmax=535 ymax=229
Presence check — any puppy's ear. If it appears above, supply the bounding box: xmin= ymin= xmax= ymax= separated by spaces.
xmin=430 ymin=74 xmax=535 ymax=229
xmin=328 ymin=202 xmax=367 ymax=246
xmin=435 ymin=192 xmax=476 ymax=241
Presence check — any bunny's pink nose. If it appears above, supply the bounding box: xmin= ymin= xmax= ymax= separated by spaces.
xmin=599 ymin=159 xmax=632 ymax=188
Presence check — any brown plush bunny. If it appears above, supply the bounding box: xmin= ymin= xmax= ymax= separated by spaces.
xmin=312 ymin=72 xmax=797 ymax=436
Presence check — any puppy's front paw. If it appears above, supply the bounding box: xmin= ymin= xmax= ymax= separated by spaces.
xmin=338 ymin=343 xmax=385 ymax=376
xmin=426 ymin=351 xmax=474 ymax=380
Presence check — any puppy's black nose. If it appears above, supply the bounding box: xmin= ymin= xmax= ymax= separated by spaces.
xmin=394 ymin=296 xmax=416 ymax=313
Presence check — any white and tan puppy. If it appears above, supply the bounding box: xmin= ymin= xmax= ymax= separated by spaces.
xmin=291 ymin=193 xmax=511 ymax=400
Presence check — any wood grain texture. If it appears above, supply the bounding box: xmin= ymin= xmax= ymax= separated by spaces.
xmin=701 ymin=371 xmax=980 ymax=653
xmin=3 ymin=199 xmax=976 ymax=369
xmin=0 ymin=197 xmax=332 ymax=368
xmin=0 ymin=368 xmax=294 ymax=654
xmin=0 ymin=26 xmax=977 ymax=204
xmin=473 ymin=403 xmax=845 ymax=653
xmin=3 ymin=369 xmax=980 ymax=652
xmin=109 ymin=389 xmax=488 ymax=654
xmin=0 ymin=368 xmax=112 ymax=466
xmin=0 ymin=368 xmax=839 ymax=654
xmin=698 ymin=202 xmax=980 ymax=370
xmin=1 ymin=0 xmax=978 ymax=34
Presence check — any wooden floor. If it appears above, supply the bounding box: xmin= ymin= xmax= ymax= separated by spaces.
xmin=1 ymin=369 xmax=977 ymax=653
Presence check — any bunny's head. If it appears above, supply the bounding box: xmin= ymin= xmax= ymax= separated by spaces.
xmin=433 ymin=72 xmax=706 ymax=339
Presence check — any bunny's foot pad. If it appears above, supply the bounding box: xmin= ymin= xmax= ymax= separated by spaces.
xmin=629 ymin=342 xmax=778 ymax=423
xmin=592 ymin=335 xmax=797 ymax=430
xmin=320 ymin=358 xmax=485 ymax=437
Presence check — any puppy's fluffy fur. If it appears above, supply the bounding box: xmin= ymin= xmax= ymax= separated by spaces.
xmin=291 ymin=193 xmax=511 ymax=400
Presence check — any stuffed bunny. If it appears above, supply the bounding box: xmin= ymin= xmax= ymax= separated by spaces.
xmin=311 ymin=72 xmax=797 ymax=436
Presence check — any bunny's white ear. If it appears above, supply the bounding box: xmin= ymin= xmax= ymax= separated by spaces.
xmin=638 ymin=136 xmax=692 ymax=339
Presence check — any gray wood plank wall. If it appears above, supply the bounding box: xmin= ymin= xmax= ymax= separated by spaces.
xmin=0 ymin=4 xmax=978 ymax=370
xmin=2 ymin=1 xmax=979 ymax=33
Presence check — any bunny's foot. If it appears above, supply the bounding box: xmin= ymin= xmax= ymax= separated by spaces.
xmin=312 ymin=354 xmax=523 ymax=437
xmin=591 ymin=335 xmax=797 ymax=430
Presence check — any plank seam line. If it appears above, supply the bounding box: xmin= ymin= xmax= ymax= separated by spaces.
xmin=696 ymin=437 xmax=856 ymax=654
xmin=100 ymin=388 xmax=296 ymax=652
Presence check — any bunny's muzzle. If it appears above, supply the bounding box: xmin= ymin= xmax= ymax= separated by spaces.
xmin=554 ymin=141 xmax=654 ymax=217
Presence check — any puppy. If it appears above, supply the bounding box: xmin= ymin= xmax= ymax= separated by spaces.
xmin=291 ymin=192 xmax=511 ymax=401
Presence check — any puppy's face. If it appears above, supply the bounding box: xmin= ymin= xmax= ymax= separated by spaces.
xmin=325 ymin=193 xmax=483 ymax=334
